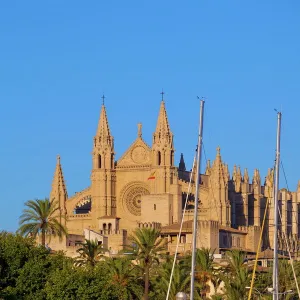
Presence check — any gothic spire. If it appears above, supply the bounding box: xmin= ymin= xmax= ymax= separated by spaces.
xmin=253 ymin=169 xmax=261 ymax=186
xmin=243 ymin=168 xmax=249 ymax=183
xmin=95 ymin=102 xmax=113 ymax=150
xmin=297 ymin=180 xmax=300 ymax=193
xmin=153 ymin=100 xmax=173 ymax=146
xmin=205 ymin=159 xmax=211 ymax=175
xmin=50 ymin=155 xmax=68 ymax=202
xmin=179 ymin=153 xmax=186 ymax=171
xmin=211 ymin=146 xmax=227 ymax=186
xmin=96 ymin=103 xmax=111 ymax=139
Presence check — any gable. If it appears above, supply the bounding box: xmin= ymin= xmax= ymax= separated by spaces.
xmin=117 ymin=138 xmax=151 ymax=167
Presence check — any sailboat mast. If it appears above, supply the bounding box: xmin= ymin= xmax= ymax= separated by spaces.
xmin=273 ymin=111 xmax=281 ymax=300
xmin=190 ymin=99 xmax=205 ymax=300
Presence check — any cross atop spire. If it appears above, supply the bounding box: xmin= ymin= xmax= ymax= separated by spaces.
xmin=101 ymin=94 xmax=105 ymax=106
xmin=160 ymin=89 xmax=165 ymax=101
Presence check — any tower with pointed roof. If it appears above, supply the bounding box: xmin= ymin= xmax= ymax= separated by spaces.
xmin=151 ymin=99 xmax=175 ymax=193
xmin=91 ymin=101 xmax=116 ymax=222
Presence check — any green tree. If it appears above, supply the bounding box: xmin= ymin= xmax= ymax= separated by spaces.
xmin=0 ymin=232 xmax=41 ymax=295
xmin=181 ymin=248 xmax=218 ymax=298
xmin=18 ymin=198 xmax=67 ymax=247
xmin=75 ymin=239 xmax=105 ymax=268
xmin=15 ymin=251 xmax=70 ymax=300
xmin=150 ymin=260 xmax=197 ymax=300
xmin=104 ymin=257 xmax=143 ymax=299
xmin=128 ymin=227 xmax=166 ymax=300
xmin=223 ymin=250 xmax=250 ymax=300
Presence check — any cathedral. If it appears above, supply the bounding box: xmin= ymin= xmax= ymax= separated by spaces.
xmin=48 ymin=98 xmax=300 ymax=257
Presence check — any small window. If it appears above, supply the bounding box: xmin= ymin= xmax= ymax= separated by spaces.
xmin=98 ymin=154 xmax=102 ymax=169
xmin=158 ymin=151 xmax=161 ymax=165
xmin=111 ymin=154 xmax=114 ymax=169
xmin=154 ymin=204 xmax=156 ymax=210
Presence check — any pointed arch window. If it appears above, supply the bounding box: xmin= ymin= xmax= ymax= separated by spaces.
xmin=111 ymin=154 xmax=114 ymax=169
xmin=170 ymin=150 xmax=174 ymax=166
xmin=158 ymin=151 xmax=161 ymax=166
xmin=98 ymin=154 xmax=102 ymax=169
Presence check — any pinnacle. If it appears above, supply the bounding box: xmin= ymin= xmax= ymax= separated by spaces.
xmin=96 ymin=104 xmax=111 ymax=139
xmin=155 ymin=100 xmax=171 ymax=138
xmin=243 ymin=168 xmax=249 ymax=182
xmin=51 ymin=155 xmax=67 ymax=199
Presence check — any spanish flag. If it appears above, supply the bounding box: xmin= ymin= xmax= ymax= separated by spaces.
xmin=148 ymin=171 xmax=156 ymax=180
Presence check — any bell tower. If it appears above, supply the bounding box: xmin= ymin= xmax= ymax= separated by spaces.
xmin=91 ymin=97 xmax=116 ymax=222
xmin=151 ymin=93 xmax=175 ymax=193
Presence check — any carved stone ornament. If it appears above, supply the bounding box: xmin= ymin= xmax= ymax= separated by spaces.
xmin=131 ymin=146 xmax=148 ymax=164
xmin=121 ymin=182 xmax=150 ymax=216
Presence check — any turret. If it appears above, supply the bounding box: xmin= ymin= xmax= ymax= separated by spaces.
xmin=91 ymin=99 xmax=116 ymax=220
xmin=150 ymin=96 xmax=175 ymax=194
xmin=152 ymin=99 xmax=174 ymax=167
xmin=93 ymin=102 xmax=114 ymax=170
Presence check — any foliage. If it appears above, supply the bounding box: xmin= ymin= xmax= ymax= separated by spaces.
xmin=18 ymin=198 xmax=67 ymax=247
xmin=150 ymin=259 xmax=195 ymax=300
xmin=128 ymin=227 xmax=167 ymax=300
xmin=1 ymin=231 xmax=300 ymax=300
xmin=75 ymin=239 xmax=105 ymax=268
xmin=222 ymin=250 xmax=250 ymax=300
xmin=104 ymin=257 xmax=143 ymax=299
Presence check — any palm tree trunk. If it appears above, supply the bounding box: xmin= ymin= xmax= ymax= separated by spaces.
xmin=41 ymin=229 xmax=46 ymax=247
xmin=144 ymin=264 xmax=149 ymax=300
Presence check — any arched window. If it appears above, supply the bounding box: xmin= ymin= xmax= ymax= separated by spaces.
xmin=108 ymin=223 xmax=112 ymax=233
xmin=170 ymin=150 xmax=174 ymax=166
xmin=111 ymin=154 xmax=114 ymax=169
xmin=103 ymin=223 xmax=107 ymax=231
xmin=98 ymin=154 xmax=102 ymax=169
xmin=158 ymin=151 xmax=161 ymax=166
xmin=154 ymin=204 xmax=156 ymax=211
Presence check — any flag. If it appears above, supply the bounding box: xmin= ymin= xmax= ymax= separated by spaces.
xmin=148 ymin=171 xmax=156 ymax=180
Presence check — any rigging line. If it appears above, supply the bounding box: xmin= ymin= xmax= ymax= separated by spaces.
xmin=166 ymin=153 xmax=197 ymax=300
xmin=277 ymin=206 xmax=300 ymax=298
xmin=280 ymin=161 xmax=290 ymax=191
xmin=247 ymin=189 xmax=271 ymax=300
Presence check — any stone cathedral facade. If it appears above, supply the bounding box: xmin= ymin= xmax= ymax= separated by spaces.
xmin=48 ymin=99 xmax=300 ymax=257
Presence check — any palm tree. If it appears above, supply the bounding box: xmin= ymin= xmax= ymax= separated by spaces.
xmin=105 ymin=257 xmax=143 ymax=299
xmin=182 ymin=248 xmax=217 ymax=298
xmin=222 ymin=250 xmax=250 ymax=300
xmin=18 ymin=198 xmax=67 ymax=247
xmin=128 ymin=227 xmax=166 ymax=300
xmin=150 ymin=260 xmax=199 ymax=300
xmin=75 ymin=239 xmax=105 ymax=267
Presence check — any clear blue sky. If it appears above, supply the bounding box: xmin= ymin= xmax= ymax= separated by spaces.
xmin=1 ymin=1 xmax=299 ymax=232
